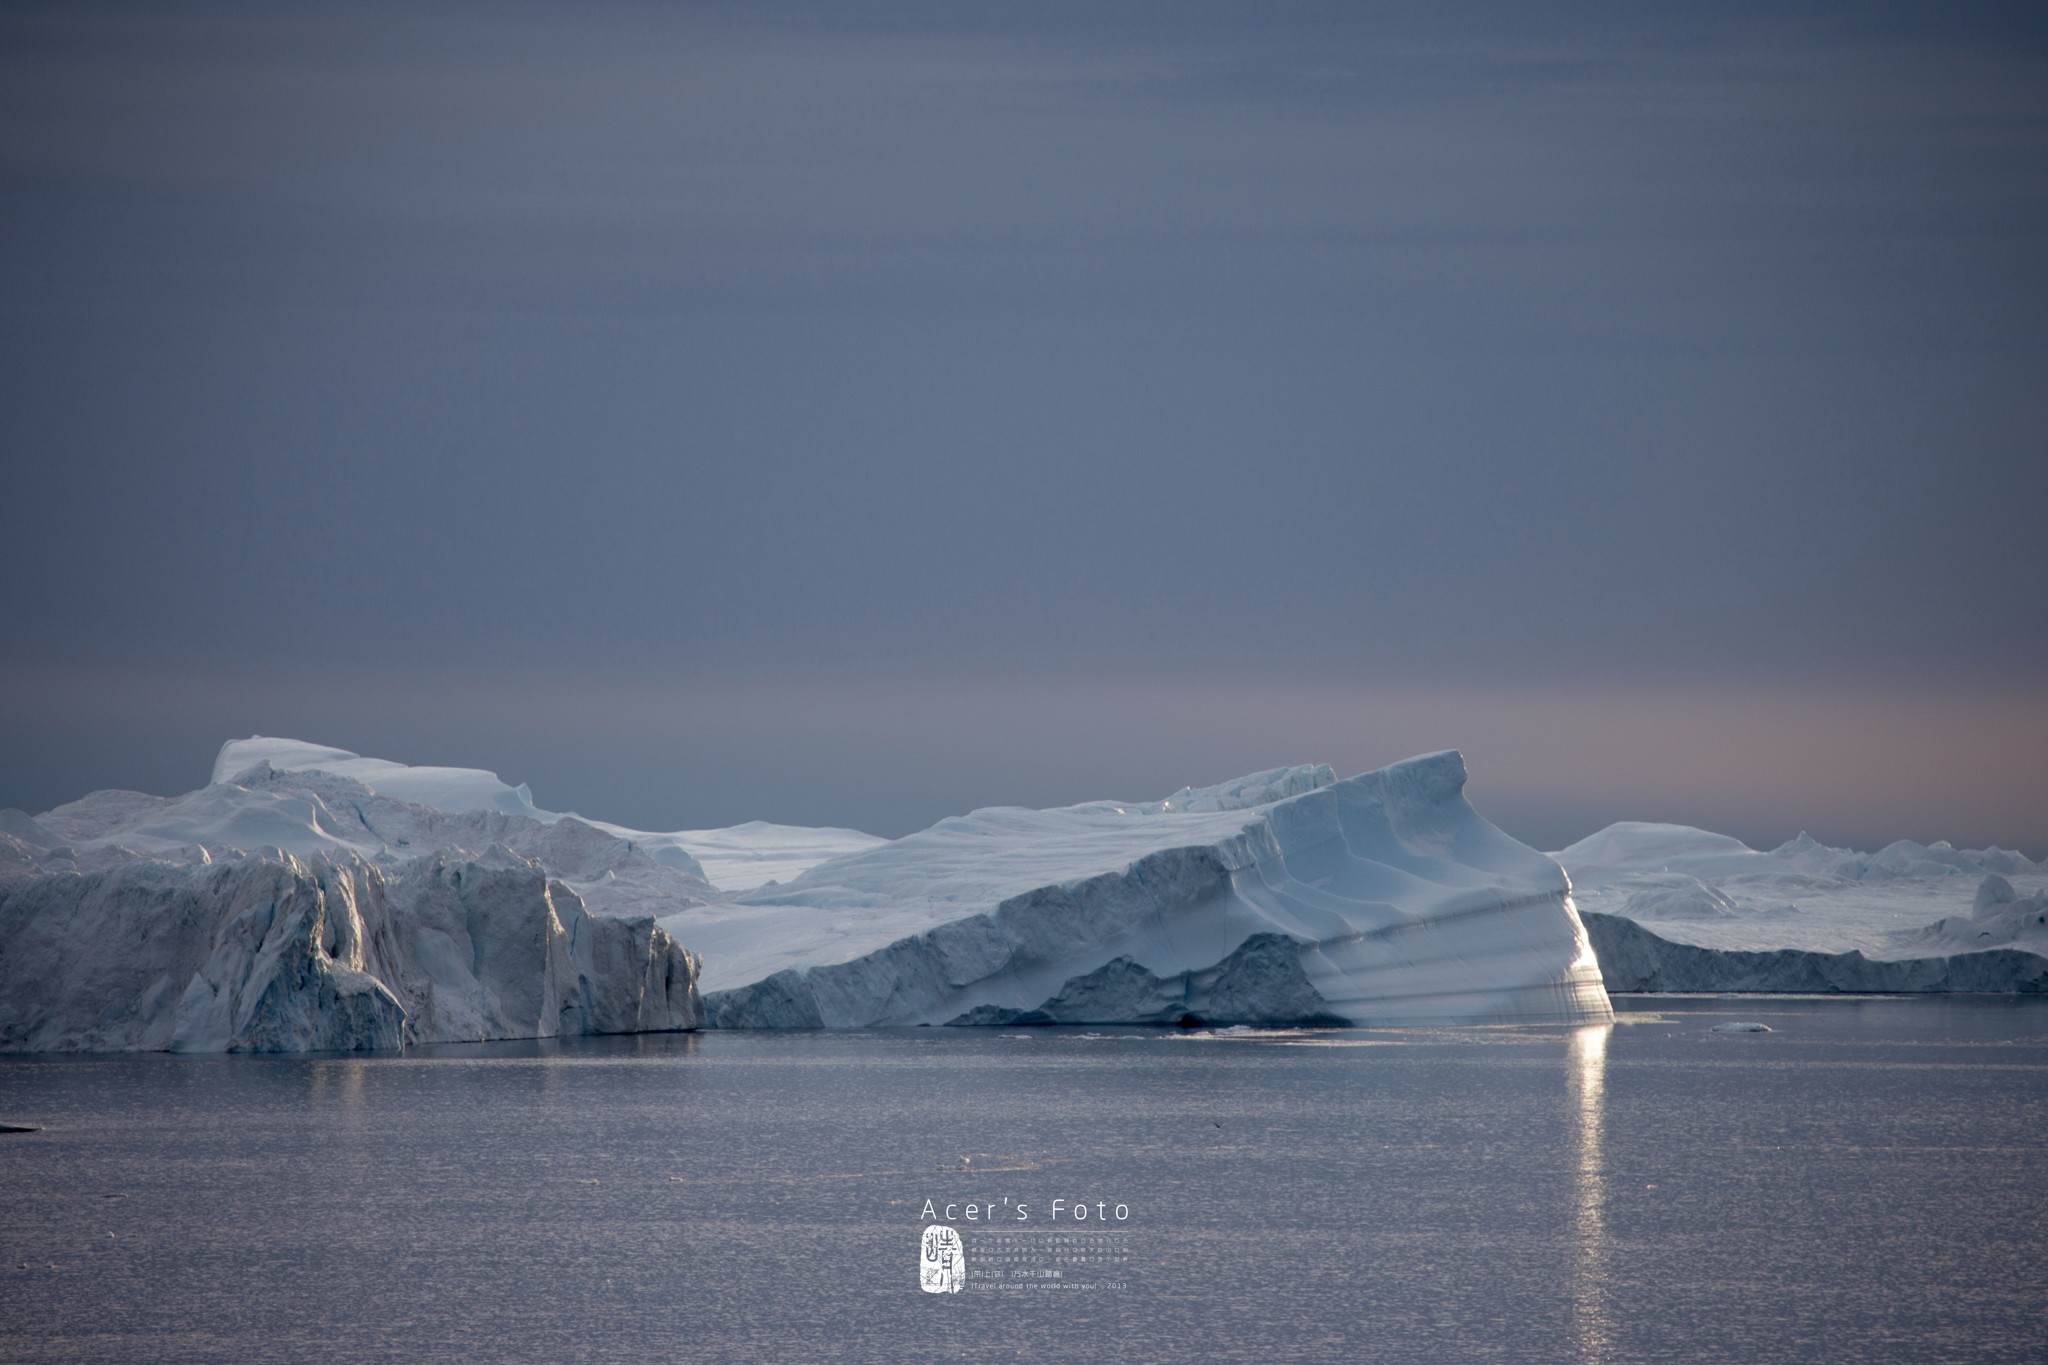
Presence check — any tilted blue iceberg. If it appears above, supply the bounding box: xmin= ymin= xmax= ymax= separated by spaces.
xmin=672 ymin=750 xmax=1613 ymax=1028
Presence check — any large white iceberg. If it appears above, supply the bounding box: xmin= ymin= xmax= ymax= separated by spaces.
xmin=669 ymin=751 xmax=1613 ymax=1028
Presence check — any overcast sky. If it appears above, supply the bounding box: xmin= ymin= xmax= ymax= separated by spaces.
xmin=3 ymin=1 xmax=2044 ymax=853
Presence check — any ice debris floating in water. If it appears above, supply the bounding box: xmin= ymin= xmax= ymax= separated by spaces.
xmin=1710 ymin=1022 xmax=1773 ymax=1034
xmin=1557 ymin=821 xmax=2048 ymax=994
xmin=1 ymin=738 xmax=1613 ymax=1046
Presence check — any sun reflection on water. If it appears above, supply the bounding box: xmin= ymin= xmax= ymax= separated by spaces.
xmin=1568 ymin=1023 xmax=1612 ymax=1363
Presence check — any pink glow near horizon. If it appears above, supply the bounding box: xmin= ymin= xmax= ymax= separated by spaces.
xmin=6 ymin=661 xmax=2042 ymax=856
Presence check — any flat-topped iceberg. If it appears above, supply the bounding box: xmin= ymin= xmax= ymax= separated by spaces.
xmin=674 ymin=750 xmax=1613 ymax=1028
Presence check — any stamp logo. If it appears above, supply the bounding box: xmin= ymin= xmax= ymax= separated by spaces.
xmin=919 ymin=1224 xmax=966 ymax=1294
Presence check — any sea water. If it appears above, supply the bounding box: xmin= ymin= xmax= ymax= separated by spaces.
xmin=2 ymin=997 xmax=2045 ymax=1363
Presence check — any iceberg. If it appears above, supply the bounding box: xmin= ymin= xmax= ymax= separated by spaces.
xmin=0 ymin=739 xmax=752 ymax=1052
xmin=1558 ymin=823 xmax=2048 ymax=994
xmin=673 ymin=750 xmax=1612 ymax=1028
xmin=0 ymin=850 xmax=701 ymax=1053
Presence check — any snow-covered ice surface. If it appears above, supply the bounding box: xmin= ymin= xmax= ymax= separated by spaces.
xmin=207 ymin=737 xmax=548 ymax=819
xmin=1558 ymin=822 xmax=2048 ymax=993
xmin=672 ymin=752 xmax=1613 ymax=1029
xmin=630 ymin=820 xmax=887 ymax=894
xmin=204 ymin=736 xmax=883 ymax=898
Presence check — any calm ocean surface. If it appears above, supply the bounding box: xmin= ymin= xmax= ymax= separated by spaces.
xmin=3 ymin=997 xmax=2045 ymax=1364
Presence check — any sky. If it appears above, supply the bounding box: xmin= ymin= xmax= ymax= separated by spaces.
xmin=2 ymin=0 xmax=2044 ymax=854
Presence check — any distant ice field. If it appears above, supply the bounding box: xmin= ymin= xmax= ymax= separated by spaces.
xmin=1555 ymin=820 xmax=2045 ymax=959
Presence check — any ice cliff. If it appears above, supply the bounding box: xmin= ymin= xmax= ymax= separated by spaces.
xmin=0 ymin=850 xmax=701 ymax=1052
xmin=674 ymin=751 xmax=1614 ymax=1028
xmin=1559 ymin=822 xmax=2048 ymax=994
xmin=0 ymin=740 xmax=721 ymax=1052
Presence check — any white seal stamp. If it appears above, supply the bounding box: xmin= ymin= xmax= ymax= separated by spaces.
xmin=919 ymin=1224 xmax=966 ymax=1294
